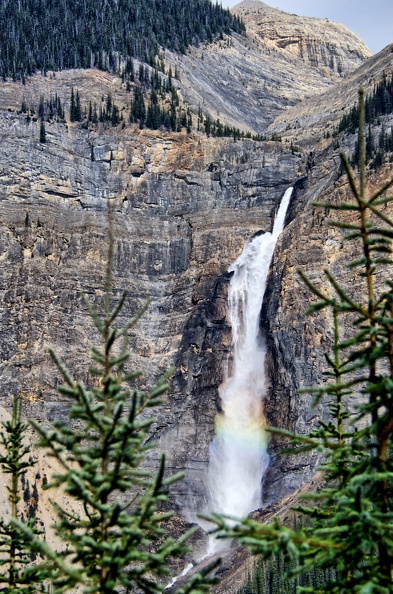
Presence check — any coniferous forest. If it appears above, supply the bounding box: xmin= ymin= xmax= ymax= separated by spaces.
xmin=337 ymin=72 xmax=393 ymax=170
xmin=338 ymin=73 xmax=393 ymax=134
xmin=0 ymin=0 xmax=245 ymax=81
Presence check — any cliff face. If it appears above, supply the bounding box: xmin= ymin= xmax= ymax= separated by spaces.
xmin=255 ymin=40 xmax=393 ymax=505
xmin=268 ymin=43 xmax=393 ymax=151
xmin=0 ymin=79 xmax=304 ymax=515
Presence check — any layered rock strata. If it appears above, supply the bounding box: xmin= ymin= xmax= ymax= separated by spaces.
xmin=0 ymin=97 xmax=304 ymax=512
xmin=233 ymin=0 xmax=372 ymax=77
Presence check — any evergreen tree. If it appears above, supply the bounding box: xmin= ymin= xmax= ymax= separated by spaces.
xmin=15 ymin=216 xmax=219 ymax=593
xmin=125 ymin=58 xmax=134 ymax=82
xmin=111 ymin=104 xmax=119 ymax=126
xmin=70 ymin=88 xmax=82 ymax=122
xmin=204 ymin=115 xmax=211 ymax=137
xmin=338 ymin=71 xmax=393 ymax=171
xmin=70 ymin=88 xmax=76 ymax=122
xmin=0 ymin=396 xmax=43 ymax=592
xmin=75 ymin=90 xmax=81 ymax=121
xmin=38 ymin=96 xmax=45 ymax=120
xmin=186 ymin=108 xmax=192 ymax=134
xmin=167 ymin=67 xmax=173 ymax=92
xmin=170 ymin=101 xmax=177 ymax=132
xmin=130 ymin=85 xmax=146 ymax=126
xmin=205 ymin=89 xmax=393 ymax=592
xmin=106 ymin=93 xmax=112 ymax=116
xmin=39 ymin=122 xmax=46 ymax=143
xmin=92 ymin=103 xmax=98 ymax=123
xmin=1 ymin=0 xmax=244 ymax=81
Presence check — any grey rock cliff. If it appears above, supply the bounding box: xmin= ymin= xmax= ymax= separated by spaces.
xmin=268 ymin=43 xmax=393 ymax=147
xmin=0 ymin=92 xmax=304 ymax=509
xmin=233 ymin=0 xmax=372 ymax=77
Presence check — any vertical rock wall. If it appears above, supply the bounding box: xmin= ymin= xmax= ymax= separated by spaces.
xmin=0 ymin=109 xmax=305 ymax=512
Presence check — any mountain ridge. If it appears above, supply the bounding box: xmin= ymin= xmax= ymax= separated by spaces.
xmin=268 ymin=42 xmax=393 ymax=148
xmin=163 ymin=0 xmax=371 ymax=135
xmin=231 ymin=0 xmax=372 ymax=75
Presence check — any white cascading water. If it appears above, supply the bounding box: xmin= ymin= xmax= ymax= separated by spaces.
xmin=206 ymin=187 xmax=293 ymax=537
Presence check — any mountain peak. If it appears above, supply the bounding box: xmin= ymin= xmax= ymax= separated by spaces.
xmin=232 ymin=0 xmax=278 ymax=11
xmin=231 ymin=0 xmax=372 ymax=75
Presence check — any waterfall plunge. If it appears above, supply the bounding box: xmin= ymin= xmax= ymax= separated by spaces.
xmin=206 ymin=187 xmax=293 ymax=527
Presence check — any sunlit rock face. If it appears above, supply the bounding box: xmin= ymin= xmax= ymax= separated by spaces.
xmin=166 ymin=0 xmax=371 ymax=136
xmin=233 ymin=0 xmax=372 ymax=77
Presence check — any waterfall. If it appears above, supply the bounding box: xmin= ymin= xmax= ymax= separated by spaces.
xmin=206 ymin=187 xmax=293 ymax=531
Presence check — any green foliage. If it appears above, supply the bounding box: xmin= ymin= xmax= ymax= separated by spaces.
xmin=338 ymin=73 xmax=393 ymax=135
xmin=23 ymin=94 xmax=64 ymax=124
xmin=10 ymin=217 xmax=219 ymax=593
xmin=204 ymin=89 xmax=393 ymax=592
xmin=0 ymin=0 xmax=245 ymax=81
xmin=338 ymin=73 xmax=393 ymax=171
xmin=130 ymin=85 xmax=147 ymax=127
xmin=0 ymin=396 xmax=44 ymax=593
xmin=69 ymin=88 xmax=81 ymax=122
xmin=203 ymin=117 xmax=266 ymax=141
xmin=237 ymin=552 xmax=337 ymax=594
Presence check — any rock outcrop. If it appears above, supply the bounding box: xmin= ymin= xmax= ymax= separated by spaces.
xmin=233 ymin=0 xmax=372 ymax=77
xmin=268 ymin=43 xmax=393 ymax=149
